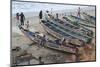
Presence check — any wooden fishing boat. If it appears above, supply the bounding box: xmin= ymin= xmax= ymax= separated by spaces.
xmin=63 ymin=15 xmax=95 ymax=28
xmin=47 ymin=14 xmax=94 ymax=38
xmin=82 ymin=12 xmax=96 ymax=24
xmin=41 ymin=20 xmax=92 ymax=44
xmin=47 ymin=16 xmax=93 ymax=38
xmin=19 ymin=26 xmax=77 ymax=54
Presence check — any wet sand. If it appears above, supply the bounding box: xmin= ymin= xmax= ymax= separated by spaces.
xmin=11 ymin=10 xmax=96 ymax=65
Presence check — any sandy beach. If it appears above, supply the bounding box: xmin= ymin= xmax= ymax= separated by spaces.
xmin=11 ymin=9 xmax=96 ymax=65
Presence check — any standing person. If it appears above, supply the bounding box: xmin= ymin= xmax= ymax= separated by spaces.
xmin=77 ymin=7 xmax=81 ymax=18
xmin=44 ymin=10 xmax=49 ymax=21
xmin=40 ymin=35 xmax=47 ymax=47
xmin=77 ymin=7 xmax=81 ymax=22
xmin=25 ymin=21 xmax=29 ymax=30
xmin=20 ymin=12 xmax=25 ymax=26
xmin=56 ymin=13 xmax=58 ymax=19
xmin=39 ymin=10 xmax=43 ymax=23
xmin=16 ymin=13 xmax=20 ymax=26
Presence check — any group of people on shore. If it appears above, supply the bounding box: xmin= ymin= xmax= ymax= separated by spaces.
xmin=39 ymin=10 xmax=60 ymax=22
xmin=16 ymin=12 xmax=29 ymax=30
xmin=16 ymin=10 xmax=60 ymax=30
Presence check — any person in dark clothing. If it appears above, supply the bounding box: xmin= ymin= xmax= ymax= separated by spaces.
xmin=40 ymin=35 xmax=46 ymax=47
xmin=16 ymin=13 xmax=20 ymax=26
xmin=16 ymin=13 xmax=19 ymax=20
xmin=56 ymin=13 xmax=58 ymax=19
xmin=20 ymin=12 xmax=25 ymax=25
xmin=39 ymin=10 xmax=43 ymax=23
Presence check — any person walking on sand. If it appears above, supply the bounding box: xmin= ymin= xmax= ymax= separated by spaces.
xmin=20 ymin=12 xmax=25 ymax=26
xmin=39 ymin=10 xmax=43 ymax=23
xmin=16 ymin=13 xmax=20 ymax=26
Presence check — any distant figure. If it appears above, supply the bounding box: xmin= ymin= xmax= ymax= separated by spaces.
xmin=45 ymin=10 xmax=49 ymax=21
xmin=77 ymin=7 xmax=81 ymax=18
xmin=40 ymin=35 xmax=47 ymax=47
xmin=20 ymin=12 xmax=25 ymax=26
xmin=16 ymin=13 xmax=20 ymax=26
xmin=77 ymin=7 xmax=81 ymax=22
xmin=25 ymin=21 xmax=29 ymax=30
xmin=39 ymin=10 xmax=43 ymax=23
xmin=56 ymin=13 xmax=58 ymax=19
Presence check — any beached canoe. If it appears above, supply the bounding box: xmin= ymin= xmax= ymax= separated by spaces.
xmin=46 ymin=14 xmax=94 ymax=38
xmin=64 ymin=15 xmax=95 ymax=28
xmin=82 ymin=12 xmax=96 ymax=24
xmin=47 ymin=17 xmax=93 ymax=38
xmin=41 ymin=20 xmax=92 ymax=44
xmin=19 ymin=26 xmax=77 ymax=54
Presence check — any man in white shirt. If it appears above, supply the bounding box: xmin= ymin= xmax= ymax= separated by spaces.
xmin=44 ymin=10 xmax=49 ymax=21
